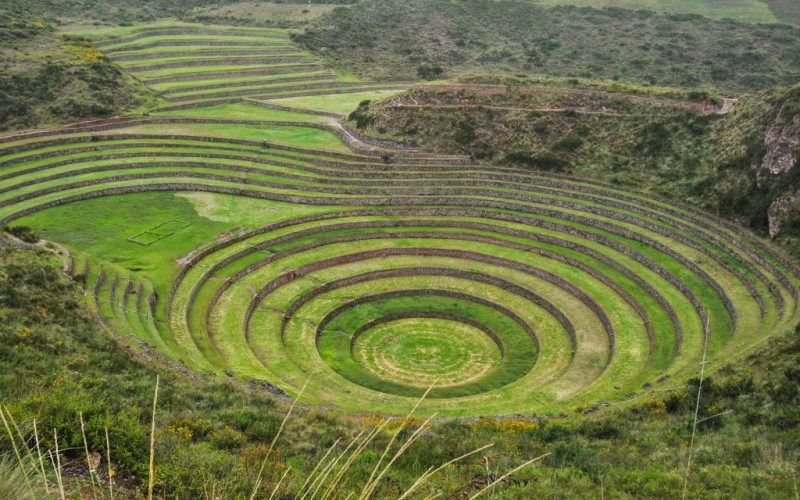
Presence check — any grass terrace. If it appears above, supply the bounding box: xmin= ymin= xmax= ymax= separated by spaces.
xmin=0 ymin=23 xmax=797 ymax=418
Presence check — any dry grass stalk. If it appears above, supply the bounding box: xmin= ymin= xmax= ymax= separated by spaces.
xmin=52 ymin=429 xmax=65 ymax=500
xmin=298 ymin=437 xmax=343 ymax=497
xmin=148 ymin=375 xmax=160 ymax=500
xmin=360 ymin=412 xmax=438 ymax=499
xmin=398 ymin=443 xmax=494 ymax=499
xmin=0 ymin=406 xmax=34 ymax=495
xmin=682 ymin=345 xmax=708 ymax=499
xmin=268 ymin=466 xmax=291 ymax=500
xmin=105 ymin=427 xmax=114 ymax=499
xmin=468 ymin=452 xmax=550 ymax=499
xmin=359 ymin=385 xmax=435 ymax=500
xmin=250 ymin=374 xmax=311 ymax=500
xmin=316 ymin=424 xmax=386 ymax=500
xmin=79 ymin=412 xmax=98 ymax=497
xmin=33 ymin=419 xmax=48 ymax=486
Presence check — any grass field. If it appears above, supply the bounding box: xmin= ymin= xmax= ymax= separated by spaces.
xmin=294 ymin=0 xmax=800 ymax=93
xmin=1 ymin=24 xmax=798 ymax=417
xmin=188 ymin=2 xmax=340 ymax=25
xmin=532 ymin=0 xmax=777 ymax=23
xmin=71 ymin=23 xmax=408 ymax=112
xmin=270 ymin=90 xmax=406 ymax=115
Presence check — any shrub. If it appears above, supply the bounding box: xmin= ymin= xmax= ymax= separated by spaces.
xmin=664 ymin=389 xmax=691 ymax=413
xmin=503 ymin=150 xmax=569 ymax=171
xmin=632 ymin=397 xmax=666 ymax=416
xmin=551 ymin=133 xmax=584 ymax=152
xmin=578 ymin=419 xmax=623 ymax=439
xmin=210 ymin=425 xmax=247 ymax=450
xmin=167 ymin=416 xmax=213 ymax=441
xmin=3 ymin=226 xmax=38 ymax=243
xmin=348 ymin=100 xmax=374 ymax=129
xmin=417 ymin=64 xmax=444 ymax=80
xmin=0 ymin=458 xmax=37 ymax=500
xmin=246 ymin=417 xmax=281 ymax=443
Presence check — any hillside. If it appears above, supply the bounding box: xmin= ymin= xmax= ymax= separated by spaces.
xmin=295 ymin=0 xmax=800 ymax=94
xmin=1 ymin=5 xmax=800 ymax=498
xmin=1 ymin=244 xmax=799 ymax=497
xmin=1 ymin=0 xmax=354 ymax=25
xmin=0 ymin=11 xmax=151 ymax=131
xmin=531 ymin=0 xmax=797 ymax=24
xmin=345 ymin=81 xmax=800 ymax=256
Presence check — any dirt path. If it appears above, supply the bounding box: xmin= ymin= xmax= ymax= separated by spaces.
xmin=413 ymin=84 xmax=723 ymax=114
xmin=385 ymin=102 xmax=624 ymax=116
xmin=718 ymin=98 xmax=738 ymax=114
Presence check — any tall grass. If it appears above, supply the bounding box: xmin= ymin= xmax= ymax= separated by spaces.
xmin=1 ymin=378 xmax=548 ymax=498
xmin=0 ymin=457 xmax=36 ymax=500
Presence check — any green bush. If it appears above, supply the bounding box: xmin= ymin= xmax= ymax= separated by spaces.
xmin=3 ymin=226 xmax=38 ymax=243
xmin=417 ymin=64 xmax=444 ymax=80
xmin=210 ymin=425 xmax=247 ymax=450
xmin=551 ymin=133 xmax=584 ymax=152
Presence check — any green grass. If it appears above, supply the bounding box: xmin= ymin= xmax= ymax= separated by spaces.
xmin=94 ymin=26 xmax=392 ymax=114
xmin=2 ymin=22 xmax=797 ymax=419
xmin=131 ymin=62 xmax=322 ymax=79
xmin=1 ymin=10 xmax=800 ymax=499
xmin=153 ymin=101 xmax=331 ymax=121
xmin=108 ymin=44 xmax=296 ymax=56
xmin=150 ymin=71 xmax=332 ymax=93
xmin=188 ymin=2 xmax=340 ymax=24
xmin=269 ymin=89 xmax=406 ymax=115
xmin=532 ymin=0 xmax=777 ymax=23
xmin=118 ymin=54 xmax=315 ymax=69
xmin=164 ymin=76 xmax=335 ymax=99
xmin=127 ymin=219 xmax=190 ymax=245
xmin=17 ymin=192 xmax=334 ymax=293
xmin=65 ymin=21 xmax=290 ymax=40
xmin=318 ymin=296 xmax=534 ymax=398
xmin=105 ymin=122 xmax=354 ymax=152
xmin=294 ymin=0 xmax=800 ymax=93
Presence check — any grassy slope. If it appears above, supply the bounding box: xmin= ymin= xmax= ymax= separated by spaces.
xmin=0 ymin=11 xmax=152 ymax=132
xmin=186 ymin=2 xmax=342 ymax=28
xmin=0 ymin=9 xmax=798 ymax=495
xmin=0 ymin=246 xmax=798 ymax=497
xmin=346 ymin=83 xmax=800 ymax=252
xmin=17 ymin=192 xmax=334 ymax=293
xmin=2 ymin=0 xmax=354 ymax=25
xmin=294 ymin=0 xmax=800 ymax=94
xmin=532 ymin=0 xmax=777 ymax=23
xmin=764 ymin=0 xmax=800 ymax=24
xmin=5 ymin=0 xmax=800 ymax=27
xmin=529 ymin=0 xmax=800 ymax=25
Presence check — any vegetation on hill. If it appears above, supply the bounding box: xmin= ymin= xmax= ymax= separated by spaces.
xmin=346 ymin=82 xmax=800 ymax=256
xmin=2 ymin=10 xmax=800 ymax=497
xmin=295 ymin=0 xmax=800 ymax=94
xmin=765 ymin=0 xmax=800 ymax=25
xmin=5 ymin=0 xmax=800 ymax=27
xmin=0 ymin=245 xmax=798 ymax=497
xmin=532 ymin=0 xmax=783 ymax=24
xmin=185 ymin=2 xmax=342 ymax=28
xmin=1 ymin=0 xmax=354 ymax=25
xmin=0 ymin=11 xmax=151 ymax=131
xmin=4 ymin=78 xmax=795 ymax=417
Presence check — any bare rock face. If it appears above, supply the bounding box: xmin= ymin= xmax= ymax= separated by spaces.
xmin=768 ymin=191 xmax=800 ymax=238
xmin=761 ymin=103 xmax=800 ymax=176
xmin=759 ymin=98 xmax=800 ymax=238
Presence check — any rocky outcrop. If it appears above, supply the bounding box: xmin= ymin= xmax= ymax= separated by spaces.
xmin=761 ymin=102 xmax=800 ymax=175
xmin=769 ymin=190 xmax=800 ymax=238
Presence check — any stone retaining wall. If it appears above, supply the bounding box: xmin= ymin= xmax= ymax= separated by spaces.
xmin=112 ymin=49 xmax=300 ymax=62
xmin=95 ymin=29 xmax=290 ymax=49
xmin=163 ymin=74 xmax=336 ymax=95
